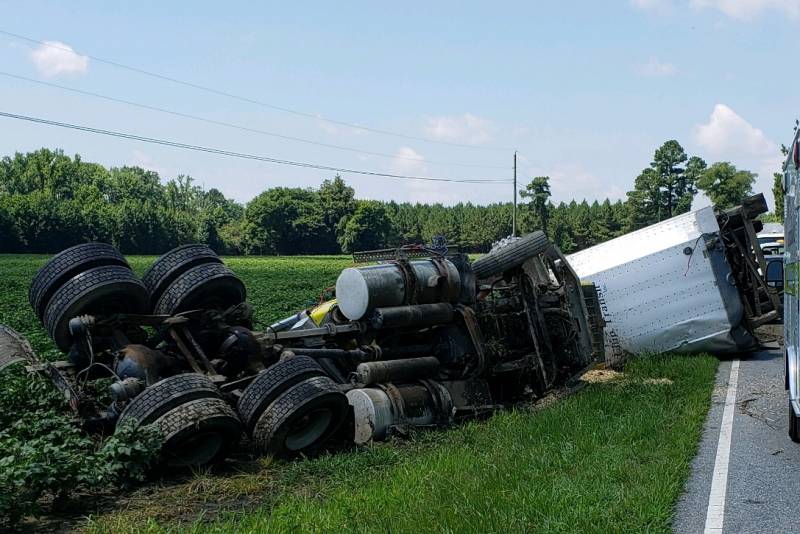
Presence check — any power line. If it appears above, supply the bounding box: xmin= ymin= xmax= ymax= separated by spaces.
xmin=0 ymin=29 xmax=510 ymax=151
xmin=0 ymin=71 xmax=508 ymax=171
xmin=0 ymin=111 xmax=512 ymax=184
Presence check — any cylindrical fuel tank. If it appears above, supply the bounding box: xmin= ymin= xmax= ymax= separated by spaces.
xmin=347 ymin=388 xmax=394 ymax=444
xmin=336 ymin=259 xmax=461 ymax=320
xmin=347 ymin=380 xmax=453 ymax=444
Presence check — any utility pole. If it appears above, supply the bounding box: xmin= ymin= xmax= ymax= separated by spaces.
xmin=512 ymin=151 xmax=517 ymax=236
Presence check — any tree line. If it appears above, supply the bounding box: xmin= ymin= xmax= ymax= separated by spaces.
xmin=0 ymin=141 xmax=768 ymax=255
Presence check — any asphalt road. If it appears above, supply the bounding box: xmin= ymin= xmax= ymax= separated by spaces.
xmin=673 ymin=348 xmax=800 ymax=533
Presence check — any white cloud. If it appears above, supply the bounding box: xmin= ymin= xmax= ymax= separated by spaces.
xmin=693 ymin=103 xmax=783 ymax=208
xmin=29 ymin=40 xmax=89 ymax=77
xmin=392 ymin=146 xmax=426 ymax=175
xmin=690 ymin=0 xmax=800 ymax=19
xmin=424 ymin=113 xmax=494 ymax=145
xmin=694 ymin=104 xmax=774 ymax=158
xmin=515 ymin=160 xmax=618 ymax=203
xmin=632 ymin=0 xmax=800 ymax=18
xmin=548 ymin=164 xmax=616 ymax=202
xmin=639 ymin=57 xmax=678 ymax=77
xmin=385 ymin=147 xmax=464 ymax=204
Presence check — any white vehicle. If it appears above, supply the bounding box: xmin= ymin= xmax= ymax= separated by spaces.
xmin=782 ymin=132 xmax=800 ymax=441
xmin=567 ymin=195 xmax=779 ymax=366
xmin=758 ymin=222 xmax=784 ymax=247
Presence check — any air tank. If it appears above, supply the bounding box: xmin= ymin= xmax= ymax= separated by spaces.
xmin=353 ymin=357 xmax=440 ymax=385
xmin=371 ymin=303 xmax=454 ymax=329
xmin=336 ymin=259 xmax=461 ymax=320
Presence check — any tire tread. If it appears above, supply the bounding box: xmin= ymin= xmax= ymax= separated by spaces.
xmin=237 ymin=356 xmax=325 ymax=432
xmin=142 ymin=244 xmax=221 ymax=308
xmin=153 ymin=262 xmax=245 ymax=315
xmin=472 ymin=231 xmax=550 ymax=279
xmin=29 ymin=243 xmax=129 ymax=320
xmin=251 ymin=375 xmax=346 ymax=455
xmin=118 ymin=373 xmax=220 ymax=426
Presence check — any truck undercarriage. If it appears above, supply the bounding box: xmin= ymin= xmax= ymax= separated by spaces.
xmin=0 ymin=233 xmax=600 ymax=466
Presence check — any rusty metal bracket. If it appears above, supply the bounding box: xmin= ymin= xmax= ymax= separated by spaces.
xmin=180 ymin=326 xmax=216 ymax=374
xmin=389 ymin=258 xmax=419 ymax=305
xmin=455 ymin=305 xmax=488 ymax=377
xmin=168 ymin=328 xmax=204 ymax=374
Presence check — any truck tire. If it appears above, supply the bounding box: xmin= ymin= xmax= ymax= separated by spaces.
xmin=142 ymin=244 xmax=222 ymax=309
xmin=0 ymin=325 xmax=37 ymax=372
xmin=43 ymin=265 xmax=150 ymax=351
xmin=29 ymin=243 xmax=129 ymax=320
xmin=251 ymin=376 xmax=348 ymax=456
xmin=153 ymin=262 xmax=246 ymax=316
xmin=472 ymin=231 xmax=550 ymax=280
xmin=237 ymin=356 xmax=326 ymax=433
xmin=117 ymin=373 xmax=221 ymax=427
xmin=790 ymin=403 xmax=800 ymax=443
xmin=154 ymin=397 xmax=242 ymax=467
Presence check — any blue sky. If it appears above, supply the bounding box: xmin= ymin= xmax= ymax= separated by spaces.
xmin=0 ymin=0 xmax=795 ymax=209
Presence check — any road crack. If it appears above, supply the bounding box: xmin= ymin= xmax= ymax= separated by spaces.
xmin=738 ymin=397 xmax=781 ymax=430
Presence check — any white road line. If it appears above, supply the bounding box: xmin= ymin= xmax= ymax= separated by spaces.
xmin=704 ymin=359 xmax=740 ymax=534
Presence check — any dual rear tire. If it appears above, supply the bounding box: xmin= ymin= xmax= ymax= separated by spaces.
xmin=118 ymin=373 xmax=242 ymax=468
xmin=31 ymin=243 xmax=246 ymax=351
xmin=238 ymin=356 xmax=348 ymax=456
xmin=31 ymin=243 xmax=343 ymax=463
xmin=117 ymin=361 xmax=349 ymax=465
xmin=142 ymin=244 xmax=245 ymax=315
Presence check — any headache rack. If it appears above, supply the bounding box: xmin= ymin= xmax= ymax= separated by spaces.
xmin=352 ymin=242 xmax=460 ymax=264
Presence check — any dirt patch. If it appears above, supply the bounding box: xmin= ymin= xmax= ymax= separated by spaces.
xmin=755 ymin=324 xmax=784 ymax=346
xmin=580 ymin=369 xmax=673 ymax=386
xmin=530 ymin=381 xmax=587 ymax=410
xmin=581 ymin=369 xmax=624 ymax=383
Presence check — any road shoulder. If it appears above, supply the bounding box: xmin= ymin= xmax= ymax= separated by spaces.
xmin=673 ymin=349 xmax=800 ymax=534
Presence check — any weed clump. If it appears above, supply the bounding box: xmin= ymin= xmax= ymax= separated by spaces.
xmin=0 ymin=369 xmax=162 ymax=528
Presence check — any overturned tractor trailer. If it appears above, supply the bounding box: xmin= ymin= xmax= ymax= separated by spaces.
xmin=567 ymin=193 xmax=781 ymax=363
xmin=0 ymin=234 xmax=602 ymax=466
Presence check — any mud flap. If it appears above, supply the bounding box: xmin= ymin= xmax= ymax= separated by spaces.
xmin=0 ymin=324 xmax=38 ymax=372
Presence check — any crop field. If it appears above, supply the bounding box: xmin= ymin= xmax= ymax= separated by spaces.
xmin=0 ymin=254 xmax=719 ymax=532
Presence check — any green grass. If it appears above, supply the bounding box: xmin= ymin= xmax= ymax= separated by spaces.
xmin=82 ymin=355 xmax=717 ymax=534
xmin=0 ymin=255 xmax=718 ymax=533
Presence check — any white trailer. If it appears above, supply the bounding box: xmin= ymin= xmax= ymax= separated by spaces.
xmin=567 ymin=197 xmax=778 ymax=364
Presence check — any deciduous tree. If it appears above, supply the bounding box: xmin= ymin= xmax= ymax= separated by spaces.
xmin=696 ymin=162 xmax=755 ymax=209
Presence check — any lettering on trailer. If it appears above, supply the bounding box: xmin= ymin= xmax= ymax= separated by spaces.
xmin=596 ymin=283 xmax=624 ymax=361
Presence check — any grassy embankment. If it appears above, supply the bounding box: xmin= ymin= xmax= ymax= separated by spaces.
xmin=0 ymin=255 xmax=718 ymax=533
